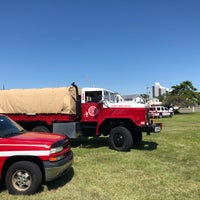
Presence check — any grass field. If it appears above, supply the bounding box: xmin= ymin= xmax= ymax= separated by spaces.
xmin=1 ymin=113 xmax=200 ymax=199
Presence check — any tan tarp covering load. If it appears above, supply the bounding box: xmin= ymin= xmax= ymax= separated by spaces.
xmin=0 ymin=86 xmax=79 ymax=114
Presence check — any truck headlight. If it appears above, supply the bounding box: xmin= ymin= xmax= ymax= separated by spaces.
xmin=50 ymin=146 xmax=63 ymax=154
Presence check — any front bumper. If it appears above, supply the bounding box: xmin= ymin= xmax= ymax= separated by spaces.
xmin=149 ymin=112 xmax=160 ymax=117
xmin=140 ymin=123 xmax=162 ymax=134
xmin=43 ymin=150 xmax=73 ymax=182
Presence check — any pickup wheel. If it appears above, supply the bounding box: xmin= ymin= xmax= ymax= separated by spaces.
xmin=5 ymin=161 xmax=42 ymax=195
xmin=109 ymin=126 xmax=133 ymax=151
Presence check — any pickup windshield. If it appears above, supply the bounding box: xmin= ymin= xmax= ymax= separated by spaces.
xmin=0 ymin=116 xmax=26 ymax=138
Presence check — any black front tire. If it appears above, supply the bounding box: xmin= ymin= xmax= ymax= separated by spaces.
xmin=5 ymin=161 xmax=42 ymax=195
xmin=109 ymin=126 xmax=133 ymax=151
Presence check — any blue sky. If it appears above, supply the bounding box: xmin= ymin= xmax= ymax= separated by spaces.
xmin=0 ymin=0 xmax=200 ymax=95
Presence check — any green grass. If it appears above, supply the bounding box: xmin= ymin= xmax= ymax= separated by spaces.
xmin=1 ymin=113 xmax=200 ymax=199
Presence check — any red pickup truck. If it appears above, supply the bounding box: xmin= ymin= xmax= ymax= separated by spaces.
xmin=0 ymin=115 xmax=73 ymax=195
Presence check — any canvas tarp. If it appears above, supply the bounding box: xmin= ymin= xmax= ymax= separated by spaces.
xmin=0 ymin=86 xmax=79 ymax=114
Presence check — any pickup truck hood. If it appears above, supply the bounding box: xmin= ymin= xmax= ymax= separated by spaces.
xmin=2 ymin=132 xmax=66 ymax=150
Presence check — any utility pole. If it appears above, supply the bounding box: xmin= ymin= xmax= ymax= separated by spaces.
xmin=146 ymin=86 xmax=152 ymax=102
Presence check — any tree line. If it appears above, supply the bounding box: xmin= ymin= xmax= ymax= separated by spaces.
xmin=158 ymin=80 xmax=200 ymax=108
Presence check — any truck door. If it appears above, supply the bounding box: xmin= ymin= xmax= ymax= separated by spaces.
xmin=81 ymin=90 xmax=102 ymax=122
xmin=81 ymin=102 xmax=102 ymax=122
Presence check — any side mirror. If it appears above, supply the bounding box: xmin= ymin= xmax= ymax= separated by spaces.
xmin=99 ymin=99 xmax=104 ymax=104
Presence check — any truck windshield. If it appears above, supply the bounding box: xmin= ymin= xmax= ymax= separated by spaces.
xmin=84 ymin=89 xmax=116 ymax=103
xmin=103 ymin=91 xmax=116 ymax=103
xmin=0 ymin=116 xmax=26 ymax=138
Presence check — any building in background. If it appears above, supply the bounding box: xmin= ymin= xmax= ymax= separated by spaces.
xmin=152 ymin=82 xmax=170 ymax=98
xmin=122 ymin=94 xmax=145 ymax=104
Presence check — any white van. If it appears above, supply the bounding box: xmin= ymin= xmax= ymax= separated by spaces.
xmin=149 ymin=106 xmax=174 ymax=118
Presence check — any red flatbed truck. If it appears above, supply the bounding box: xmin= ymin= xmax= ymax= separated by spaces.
xmin=0 ymin=83 xmax=162 ymax=152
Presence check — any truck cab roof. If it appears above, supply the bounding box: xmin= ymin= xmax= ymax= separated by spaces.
xmin=81 ymin=87 xmax=147 ymax=108
xmin=81 ymin=87 xmax=116 ymax=103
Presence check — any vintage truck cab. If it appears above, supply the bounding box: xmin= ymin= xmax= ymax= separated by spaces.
xmin=80 ymin=87 xmax=162 ymax=151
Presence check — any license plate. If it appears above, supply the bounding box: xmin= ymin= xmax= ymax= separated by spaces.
xmin=154 ymin=126 xmax=161 ymax=132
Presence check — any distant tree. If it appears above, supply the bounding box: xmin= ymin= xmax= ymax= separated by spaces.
xmin=141 ymin=94 xmax=149 ymax=101
xmin=157 ymin=95 xmax=164 ymax=102
xmin=196 ymin=92 xmax=200 ymax=105
xmin=170 ymin=80 xmax=197 ymax=95
xmin=162 ymin=80 xmax=199 ymax=108
xmin=162 ymin=94 xmax=188 ymax=108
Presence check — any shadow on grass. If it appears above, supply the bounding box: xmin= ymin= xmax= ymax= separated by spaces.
xmin=70 ymin=137 xmax=109 ymax=149
xmin=45 ymin=167 xmax=74 ymax=191
xmin=133 ymin=140 xmax=158 ymax=151
xmin=175 ymin=112 xmax=195 ymax=115
xmin=71 ymin=137 xmax=158 ymax=151
xmin=0 ymin=180 xmax=6 ymax=193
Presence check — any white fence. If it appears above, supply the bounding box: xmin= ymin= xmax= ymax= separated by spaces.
xmin=179 ymin=107 xmax=200 ymax=113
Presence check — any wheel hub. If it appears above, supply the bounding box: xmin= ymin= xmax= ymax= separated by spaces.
xmin=114 ymin=133 xmax=124 ymax=147
xmin=12 ymin=170 xmax=31 ymax=191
